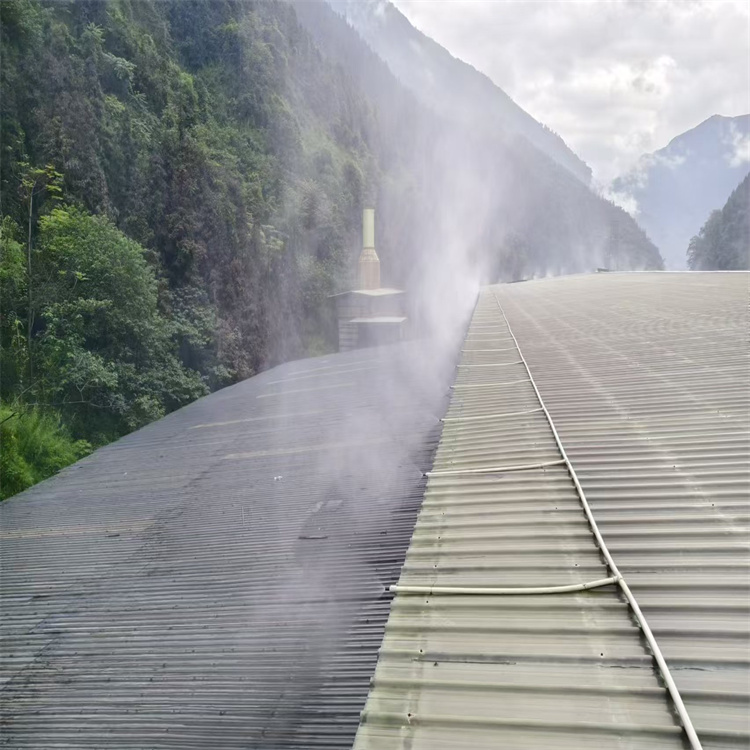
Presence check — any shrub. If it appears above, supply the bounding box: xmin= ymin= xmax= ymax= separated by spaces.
xmin=0 ymin=405 xmax=90 ymax=500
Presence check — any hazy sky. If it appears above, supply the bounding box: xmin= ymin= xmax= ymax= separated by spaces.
xmin=391 ymin=0 xmax=750 ymax=184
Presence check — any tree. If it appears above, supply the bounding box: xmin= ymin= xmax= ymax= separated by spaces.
xmin=688 ymin=175 xmax=749 ymax=270
xmin=32 ymin=207 xmax=208 ymax=439
xmin=18 ymin=162 xmax=62 ymax=381
xmin=0 ymin=217 xmax=28 ymax=392
xmin=0 ymin=404 xmax=90 ymax=500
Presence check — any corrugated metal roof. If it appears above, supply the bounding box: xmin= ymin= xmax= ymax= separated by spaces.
xmin=3 ymin=272 xmax=747 ymax=749
xmin=496 ymin=272 xmax=750 ymax=748
xmin=0 ymin=342 xmax=457 ymax=748
xmin=354 ymin=284 xmax=692 ymax=749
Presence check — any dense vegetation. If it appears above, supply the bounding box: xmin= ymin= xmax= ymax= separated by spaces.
xmin=1 ymin=0 xmax=379 ymax=497
xmin=688 ymin=174 xmax=749 ymax=270
xmin=0 ymin=0 xmax=662 ymax=499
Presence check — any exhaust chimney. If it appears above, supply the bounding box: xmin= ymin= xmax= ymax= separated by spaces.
xmin=330 ymin=206 xmax=406 ymax=351
xmin=358 ymin=208 xmax=380 ymax=290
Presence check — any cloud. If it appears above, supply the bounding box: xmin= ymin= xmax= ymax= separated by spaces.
xmin=392 ymin=0 xmax=750 ymax=183
xmin=725 ymin=121 xmax=750 ymax=167
xmin=606 ymin=148 xmax=689 ymax=215
xmin=604 ymin=185 xmax=640 ymax=215
xmin=373 ymin=0 xmax=388 ymax=18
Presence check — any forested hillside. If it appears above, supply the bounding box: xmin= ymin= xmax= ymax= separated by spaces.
xmin=0 ymin=0 xmax=661 ymax=498
xmin=688 ymin=174 xmax=749 ymax=270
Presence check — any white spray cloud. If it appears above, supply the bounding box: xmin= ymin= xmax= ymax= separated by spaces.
xmin=725 ymin=121 xmax=750 ymax=167
xmin=601 ymin=147 xmax=690 ymax=217
xmin=602 ymin=185 xmax=640 ymax=216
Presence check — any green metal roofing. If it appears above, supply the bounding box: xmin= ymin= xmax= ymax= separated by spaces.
xmin=355 ymin=272 xmax=749 ymax=750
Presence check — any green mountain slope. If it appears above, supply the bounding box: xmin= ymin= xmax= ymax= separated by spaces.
xmin=688 ymin=174 xmax=749 ymax=270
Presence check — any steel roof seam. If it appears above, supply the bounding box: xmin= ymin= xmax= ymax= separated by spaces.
xmin=389 ymin=576 xmax=621 ymax=595
xmin=440 ymin=408 xmax=545 ymax=423
xmin=426 ymin=459 xmax=567 ymax=476
xmin=490 ymin=288 xmax=704 ymax=750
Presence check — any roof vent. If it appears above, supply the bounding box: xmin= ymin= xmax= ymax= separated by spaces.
xmin=358 ymin=208 xmax=380 ymax=290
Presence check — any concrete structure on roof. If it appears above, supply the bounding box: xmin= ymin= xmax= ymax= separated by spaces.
xmin=1 ymin=272 xmax=747 ymax=750
xmin=332 ymin=208 xmax=407 ymax=351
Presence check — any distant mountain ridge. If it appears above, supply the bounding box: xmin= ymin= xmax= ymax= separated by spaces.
xmin=325 ymin=0 xmax=592 ymax=185
xmin=611 ymin=114 xmax=750 ymax=269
